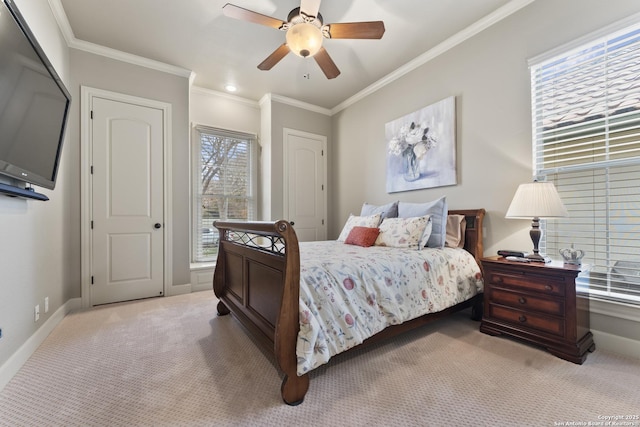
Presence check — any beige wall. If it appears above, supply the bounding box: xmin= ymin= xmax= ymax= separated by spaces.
xmin=0 ymin=0 xmax=73 ymax=374
xmin=69 ymin=50 xmax=191 ymax=288
xmin=263 ymin=98 xmax=332 ymax=220
xmin=190 ymin=88 xmax=260 ymax=135
xmin=330 ymin=0 xmax=640 ymax=253
xmin=330 ymin=0 xmax=640 ymax=352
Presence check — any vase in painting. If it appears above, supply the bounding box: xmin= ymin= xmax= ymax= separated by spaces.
xmin=403 ymin=147 xmax=420 ymax=181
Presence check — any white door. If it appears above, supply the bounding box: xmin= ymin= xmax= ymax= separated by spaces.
xmin=284 ymin=128 xmax=327 ymax=242
xmin=90 ymin=97 xmax=165 ymax=305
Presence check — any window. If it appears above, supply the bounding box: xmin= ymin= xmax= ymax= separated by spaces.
xmin=530 ymin=19 xmax=640 ymax=305
xmin=192 ymin=126 xmax=257 ymax=262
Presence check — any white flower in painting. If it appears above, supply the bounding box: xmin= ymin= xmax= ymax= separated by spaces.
xmin=388 ymin=121 xmax=437 ymax=159
xmin=388 ymin=137 xmax=405 ymax=156
xmin=405 ymin=124 xmax=425 ymax=145
xmin=413 ymin=142 xmax=428 ymax=159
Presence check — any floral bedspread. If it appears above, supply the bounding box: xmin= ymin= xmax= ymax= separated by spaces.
xmin=296 ymin=241 xmax=483 ymax=375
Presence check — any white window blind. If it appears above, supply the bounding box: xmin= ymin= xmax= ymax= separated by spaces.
xmin=531 ymin=20 xmax=640 ymax=305
xmin=192 ymin=126 xmax=256 ymax=262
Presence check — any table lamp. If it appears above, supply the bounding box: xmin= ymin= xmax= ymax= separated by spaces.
xmin=505 ymin=180 xmax=568 ymax=262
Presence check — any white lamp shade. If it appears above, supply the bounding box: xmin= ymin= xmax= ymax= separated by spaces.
xmin=286 ymin=23 xmax=323 ymax=58
xmin=505 ymin=181 xmax=569 ymax=219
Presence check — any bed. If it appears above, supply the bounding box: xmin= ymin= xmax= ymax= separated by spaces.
xmin=212 ymin=208 xmax=485 ymax=405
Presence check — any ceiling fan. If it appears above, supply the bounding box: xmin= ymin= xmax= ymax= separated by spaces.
xmin=222 ymin=0 xmax=385 ymax=79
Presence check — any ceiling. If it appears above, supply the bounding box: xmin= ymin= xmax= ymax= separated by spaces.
xmin=56 ymin=0 xmax=521 ymax=110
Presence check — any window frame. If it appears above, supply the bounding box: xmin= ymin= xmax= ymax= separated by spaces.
xmin=191 ymin=125 xmax=257 ymax=263
xmin=529 ymin=14 xmax=640 ymax=307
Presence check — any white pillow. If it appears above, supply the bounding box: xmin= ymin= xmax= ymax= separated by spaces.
xmin=375 ymin=215 xmax=431 ymax=249
xmin=337 ymin=213 xmax=382 ymax=242
xmin=419 ymin=217 xmax=434 ymax=249
xmin=398 ymin=196 xmax=447 ymax=248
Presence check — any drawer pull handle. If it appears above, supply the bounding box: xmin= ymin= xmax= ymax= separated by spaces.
xmin=518 ymin=297 xmax=527 ymax=304
xmin=544 ymin=285 xmax=553 ymax=292
xmin=519 ymin=315 xmax=527 ymax=323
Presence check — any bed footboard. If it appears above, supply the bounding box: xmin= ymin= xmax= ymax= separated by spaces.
xmin=212 ymin=220 xmax=309 ymax=405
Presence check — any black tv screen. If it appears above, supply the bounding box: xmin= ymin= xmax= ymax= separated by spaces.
xmin=0 ymin=0 xmax=71 ymax=191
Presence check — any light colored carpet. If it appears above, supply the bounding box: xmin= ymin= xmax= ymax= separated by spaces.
xmin=0 ymin=291 xmax=638 ymax=427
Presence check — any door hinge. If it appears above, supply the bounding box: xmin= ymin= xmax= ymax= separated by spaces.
xmin=322 ymin=219 xmax=325 ymax=225
xmin=90 ymin=165 xmax=93 ymax=174
xmin=321 ymin=149 xmax=324 ymax=156
xmin=90 ymin=110 xmax=93 ymax=120
xmin=91 ymin=220 xmax=94 ymax=229
xmin=321 ymin=184 xmax=324 ymax=190
xmin=91 ymin=276 xmax=94 ymax=285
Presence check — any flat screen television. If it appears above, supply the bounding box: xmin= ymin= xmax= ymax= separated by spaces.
xmin=0 ymin=0 xmax=71 ymax=199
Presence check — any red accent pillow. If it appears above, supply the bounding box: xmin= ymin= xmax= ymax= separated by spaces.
xmin=345 ymin=226 xmax=380 ymax=247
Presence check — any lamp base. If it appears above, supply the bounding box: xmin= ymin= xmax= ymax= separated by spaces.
xmin=527 ymin=217 xmax=546 ymax=263
xmin=526 ymin=253 xmax=546 ymax=263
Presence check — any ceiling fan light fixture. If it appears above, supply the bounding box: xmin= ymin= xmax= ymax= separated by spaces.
xmin=286 ymin=22 xmax=323 ymax=58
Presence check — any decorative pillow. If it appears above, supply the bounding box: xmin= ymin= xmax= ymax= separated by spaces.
xmin=398 ymin=196 xmax=448 ymax=248
xmin=360 ymin=201 xmax=399 ymax=223
xmin=419 ymin=217 xmax=434 ymax=249
xmin=337 ymin=213 xmax=382 ymax=242
xmin=445 ymin=214 xmax=466 ymax=249
xmin=344 ymin=226 xmax=380 ymax=247
xmin=375 ymin=215 xmax=431 ymax=249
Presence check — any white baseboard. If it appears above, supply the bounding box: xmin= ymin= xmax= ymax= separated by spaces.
xmin=591 ymin=329 xmax=640 ymax=360
xmin=0 ymin=297 xmax=82 ymax=392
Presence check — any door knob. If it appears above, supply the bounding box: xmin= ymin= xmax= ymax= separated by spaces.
xmin=154 ymin=223 xmax=162 ymax=229
xmin=290 ymin=221 xmax=295 ymax=226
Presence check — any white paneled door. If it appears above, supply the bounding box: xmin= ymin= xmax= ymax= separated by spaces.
xmin=90 ymin=97 xmax=165 ymax=305
xmin=284 ymin=128 xmax=327 ymax=242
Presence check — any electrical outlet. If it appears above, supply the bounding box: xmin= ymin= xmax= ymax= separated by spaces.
xmin=45 ymin=297 xmax=49 ymax=313
xmin=35 ymin=305 xmax=40 ymax=322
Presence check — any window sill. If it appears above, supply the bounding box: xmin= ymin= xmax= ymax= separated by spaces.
xmin=190 ymin=262 xmax=215 ymax=272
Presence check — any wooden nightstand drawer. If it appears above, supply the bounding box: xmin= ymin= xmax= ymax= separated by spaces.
xmin=489 ymin=304 xmax=564 ymax=337
xmin=487 ymin=271 xmax=565 ymax=296
xmin=480 ymin=256 xmax=595 ymax=364
xmin=490 ymin=288 xmax=564 ymax=316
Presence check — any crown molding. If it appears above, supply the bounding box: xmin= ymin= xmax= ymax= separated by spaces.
xmin=48 ymin=0 xmax=534 ymax=113
xmin=330 ymin=0 xmax=536 ymax=115
xmin=259 ymin=93 xmax=272 ymax=108
xmin=70 ymin=38 xmax=193 ymax=78
xmin=191 ymin=86 xmax=260 ymax=108
xmin=47 ymin=0 xmax=192 ymax=79
xmin=47 ymin=0 xmax=75 ymax=45
xmin=262 ymin=93 xmax=332 ymax=116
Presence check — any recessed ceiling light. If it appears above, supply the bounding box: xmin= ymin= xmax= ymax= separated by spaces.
xmin=225 ymin=84 xmax=237 ymax=92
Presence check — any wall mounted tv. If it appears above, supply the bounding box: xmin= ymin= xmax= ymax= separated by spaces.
xmin=0 ymin=0 xmax=71 ymax=201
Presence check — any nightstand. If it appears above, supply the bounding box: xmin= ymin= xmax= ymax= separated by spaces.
xmin=480 ymin=256 xmax=595 ymax=364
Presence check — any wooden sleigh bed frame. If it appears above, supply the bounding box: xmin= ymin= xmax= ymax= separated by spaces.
xmin=212 ymin=208 xmax=485 ymax=405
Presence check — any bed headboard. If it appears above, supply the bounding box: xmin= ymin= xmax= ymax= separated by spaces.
xmin=448 ymin=209 xmax=485 ymax=266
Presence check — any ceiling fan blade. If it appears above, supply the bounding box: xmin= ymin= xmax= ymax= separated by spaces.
xmin=326 ymin=21 xmax=385 ymax=39
xmin=258 ymin=44 xmax=291 ymax=70
xmin=314 ymin=47 xmax=340 ymax=79
xmin=300 ymin=0 xmax=321 ymax=18
xmin=222 ymin=3 xmax=285 ymax=29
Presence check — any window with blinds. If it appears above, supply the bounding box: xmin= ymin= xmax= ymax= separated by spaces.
xmin=530 ymin=20 xmax=640 ymax=305
xmin=192 ymin=126 xmax=256 ymax=262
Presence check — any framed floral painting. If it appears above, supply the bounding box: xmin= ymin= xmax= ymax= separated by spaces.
xmin=385 ymin=96 xmax=456 ymax=193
